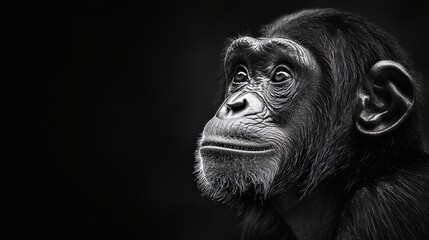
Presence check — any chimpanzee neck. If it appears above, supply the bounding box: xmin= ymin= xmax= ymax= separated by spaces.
xmin=272 ymin=187 xmax=341 ymax=240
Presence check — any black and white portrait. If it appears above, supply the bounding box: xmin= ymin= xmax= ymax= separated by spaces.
xmin=23 ymin=1 xmax=429 ymax=239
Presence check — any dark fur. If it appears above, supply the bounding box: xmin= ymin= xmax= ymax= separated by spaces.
xmin=206 ymin=8 xmax=429 ymax=240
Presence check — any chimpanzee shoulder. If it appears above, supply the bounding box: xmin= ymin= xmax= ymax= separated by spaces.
xmin=339 ymin=159 xmax=429 ymax=240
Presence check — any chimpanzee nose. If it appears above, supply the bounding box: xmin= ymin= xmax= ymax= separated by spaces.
xmin=216 ymin=92 xmax=264 ymax=119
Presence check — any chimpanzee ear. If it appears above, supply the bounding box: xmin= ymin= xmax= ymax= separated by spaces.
xmin=355 ymin=60 xmax=415 ymax=136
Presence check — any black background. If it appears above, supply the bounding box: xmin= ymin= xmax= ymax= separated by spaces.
xmin=21 ymin=0 xmax=428 ymax=239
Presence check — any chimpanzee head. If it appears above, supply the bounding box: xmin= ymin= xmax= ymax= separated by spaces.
xmin=194 ymin=8 xmax=421 ymax=205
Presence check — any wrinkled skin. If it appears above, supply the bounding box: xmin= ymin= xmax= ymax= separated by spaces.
xmin=195 ymin=37 xmax=324 ymax=201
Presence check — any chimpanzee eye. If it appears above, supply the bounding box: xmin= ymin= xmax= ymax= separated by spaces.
xmin=272 ymin=65 xmax=292 ymax=83
xmin=232 ymin=65 xmax=249 ymax=83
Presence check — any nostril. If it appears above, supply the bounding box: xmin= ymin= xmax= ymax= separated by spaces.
xmin=227 ymin=99 xmax=247 ymax=113
xmin=216 ymin=92 xmax=263 ymax=119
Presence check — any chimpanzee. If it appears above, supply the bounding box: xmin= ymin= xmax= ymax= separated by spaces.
xmin=194 ymin=8 xmax=428 ymax=240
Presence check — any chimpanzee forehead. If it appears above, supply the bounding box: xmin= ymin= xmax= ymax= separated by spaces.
xmin=224 ymin=36 xmax=310 ymax=66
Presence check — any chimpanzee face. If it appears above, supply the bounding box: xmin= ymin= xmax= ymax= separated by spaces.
xmin=195 ymin=36 xmax=324 ymax=200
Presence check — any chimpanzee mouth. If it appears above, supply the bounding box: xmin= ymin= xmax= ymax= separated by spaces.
xmin=200 ymin=139 xmax=275 ymax=155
